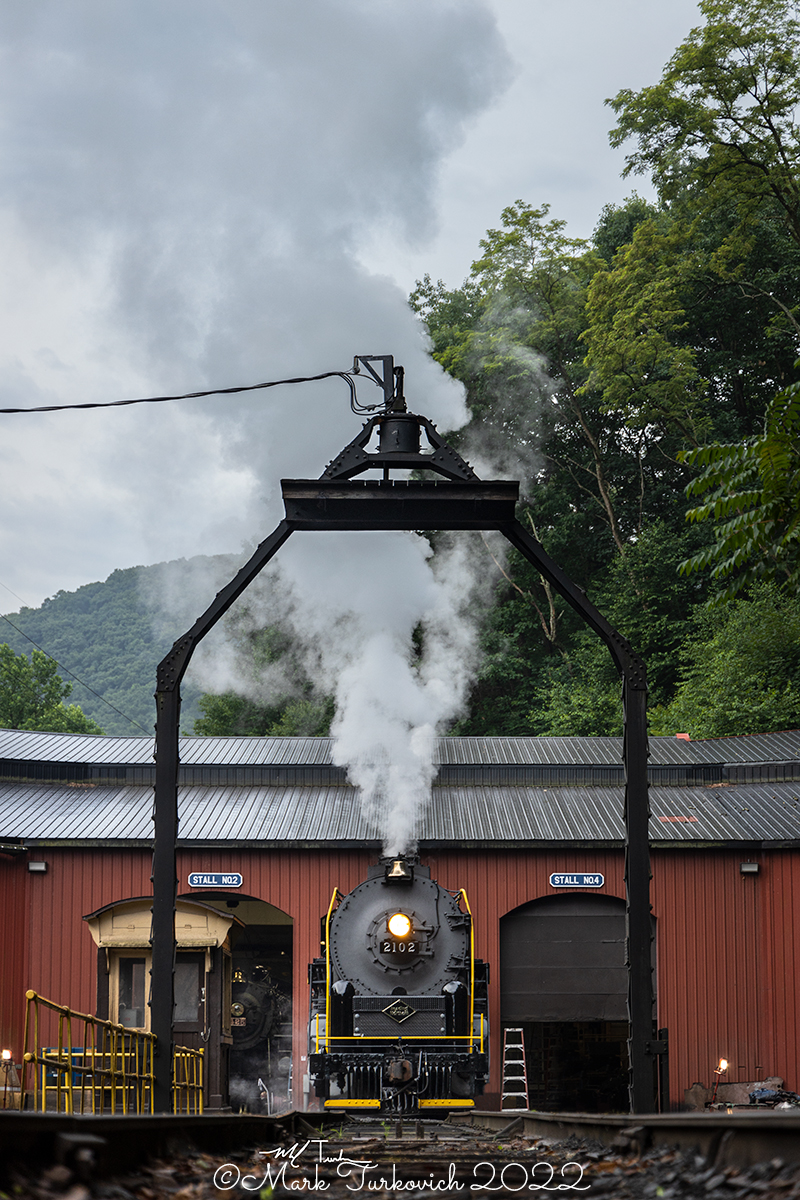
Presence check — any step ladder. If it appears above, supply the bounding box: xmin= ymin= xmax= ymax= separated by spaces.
xmin=501 ymin=1027 xmax=529 ymax=1111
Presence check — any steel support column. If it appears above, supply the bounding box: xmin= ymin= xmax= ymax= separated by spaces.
xmin=500 ymin=519 xmax=654 ymax=1113
xmin=150 ymin=520 xmax=293 ymax=1111
xmin=623 ymin=683 xmax=654 ymax=1112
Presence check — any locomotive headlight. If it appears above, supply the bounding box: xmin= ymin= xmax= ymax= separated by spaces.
xmin=387 ymin=912 xmax=412 ymax=938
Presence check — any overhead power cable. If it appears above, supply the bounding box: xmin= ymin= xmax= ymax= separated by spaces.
xmin=0 ymin=368 xmax=379 ymax=415
xmin=0 ymin=611 xmax=149 ymax=733
xmin=0 ymin=578 xmax=30 ymax=609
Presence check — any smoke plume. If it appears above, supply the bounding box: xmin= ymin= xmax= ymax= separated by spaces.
xmin=188 ymin=529 xmax=492 ymax=854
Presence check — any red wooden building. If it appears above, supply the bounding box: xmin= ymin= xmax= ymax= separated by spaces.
xmin=1 ymin=727 xmax=799 ymax=1111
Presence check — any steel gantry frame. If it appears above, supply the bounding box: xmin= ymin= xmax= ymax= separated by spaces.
xmin=150 ymin=357 xmax=656 ymax=1113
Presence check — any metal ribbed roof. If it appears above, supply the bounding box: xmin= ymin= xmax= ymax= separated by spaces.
xmin=683 ymin=730 xmax=800 ymax=764
xmin=3 ymin=780 xmax=799 ymax=845
xmin=0 ymin=729 xmax=157 ymax=764
xmin=3 ymin=728 xmax=800 ymax=768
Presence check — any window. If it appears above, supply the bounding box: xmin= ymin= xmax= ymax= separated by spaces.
xmin=175 ymin=957 xmax=202 ymax=1023
xmin=118 ymin=957 xmax=147 ymax=1029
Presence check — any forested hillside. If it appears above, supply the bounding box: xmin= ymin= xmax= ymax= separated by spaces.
xmin=0 ymin=556 xmax=239 ymax=736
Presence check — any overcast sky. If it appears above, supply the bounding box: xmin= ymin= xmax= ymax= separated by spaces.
xmin=0 ymin=0 xmax=701 ymax=611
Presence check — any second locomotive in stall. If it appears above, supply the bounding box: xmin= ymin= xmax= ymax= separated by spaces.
xmin=308 ymin=855 xmax=489 ymax=1113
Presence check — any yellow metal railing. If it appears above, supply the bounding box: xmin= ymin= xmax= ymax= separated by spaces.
xmin=173 ymin=1045 xmax=204 ymax=1114
xmin=21 ymin=990 xmax=203 ymax=1114
xmin=324 ymin=887 xmax=342 ymax=1057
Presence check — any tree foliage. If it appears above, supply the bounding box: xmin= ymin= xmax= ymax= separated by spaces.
xmin=193 ymin=692 xmax=333 ymax=737
xmin=410 ymin=0 xmax=800 ymax=740
xmin=0 ymin=558 xmax=238 ymax=734
xmin=650 ymin=584 xmax=800 ymax=736
xmin=679 ymin=376 xmax=800 ymax=597
xmin=0 ymin=643 xmax=103 ymax=733
xmin=608 ymin=0 xmax=800 ymax=245
xmin=193 ymin=625 xmax=334 ymax=738
xmin=581 ymin=217 xmax=711 ymax=447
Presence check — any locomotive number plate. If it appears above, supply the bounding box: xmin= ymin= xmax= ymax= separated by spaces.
xmin=381 ymin=939 xmax=419 ymax=955
xmin=231 ymin=1017 xmax=247 ymax=1026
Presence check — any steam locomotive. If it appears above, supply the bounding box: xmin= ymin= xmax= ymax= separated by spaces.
xmin=308 ymin=856 xmax=489 ymax=1113
xmin=229 ymin=961 xmax=292 ymax=1113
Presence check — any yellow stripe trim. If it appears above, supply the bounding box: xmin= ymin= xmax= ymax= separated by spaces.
xmin=324 ymin=1098 xmax=381 ymax=1108
xmin=418 ymin=1099 xmax=475 ymax=1108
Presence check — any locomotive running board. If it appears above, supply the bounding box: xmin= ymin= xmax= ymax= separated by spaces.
xmin=324 ymin=1099 xmax=381 ymax=1108
xmin=418 ymin=1099 xmax=475 ymax=1108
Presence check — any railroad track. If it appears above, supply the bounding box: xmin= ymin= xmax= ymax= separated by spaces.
xmin=2 ymin=1109 xmax=800 ymax=1197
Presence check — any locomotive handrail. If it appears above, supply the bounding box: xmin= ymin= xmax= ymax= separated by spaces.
xmin=323 ymin=888 xmax=342 ymax=1053
xmin=20 ymin=990 xmax=202 ymax=1113
xmin=456 ymin=889 xmax=476 ymax=1051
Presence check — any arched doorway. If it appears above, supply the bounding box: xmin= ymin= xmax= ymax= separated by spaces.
xmin=500 ymin=894 xmax=651 ymax=1112
xmin=182 ymin=893 xmax=293 ymax=1113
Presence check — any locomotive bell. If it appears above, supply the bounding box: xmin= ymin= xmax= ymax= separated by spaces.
xmin=384 ymin=857 xmax=414 ymax=885
xmin=378 ymin=414 xmax=421 ymax=455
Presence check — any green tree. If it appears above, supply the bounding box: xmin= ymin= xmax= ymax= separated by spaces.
xmin=607 ymin=0 xmax=800 ymax=440
xmin=413 ymin=199 xmax=689 ymax=562
xmin=194 ymin=692 xmax=333 ymax=737
xmin=679 ymin=375 xmax=800 ymax=597
xmin=0 ymin=643 xmax=103 ymax=732
xmin=650 ymin=583 xmax=800 ymax=736
xmin=581 ymin=216 xmax=711 ymax=447
xmin=608 ymin=0 xmax=800 ymax=246
xmin=529 ymin=520 xmax=714 ymax=735
xmin=414 ymin=197 xmax=722 ymax=735
xmin=193 ymin=624 xmax=333 ymax=737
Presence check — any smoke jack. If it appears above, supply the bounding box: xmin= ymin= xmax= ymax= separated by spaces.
xmin=151 ymin=358 xmax=653 ymax=1121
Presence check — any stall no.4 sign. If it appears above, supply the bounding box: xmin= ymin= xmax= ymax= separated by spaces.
xmin=549 ymin=872 xmax=604 ymax=887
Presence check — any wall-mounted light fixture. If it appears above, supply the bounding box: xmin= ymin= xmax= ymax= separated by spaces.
xmin=740 ymin=862 xmax=759 ymax=875
xmin=27 ymin=861 xmax=47 ymax=873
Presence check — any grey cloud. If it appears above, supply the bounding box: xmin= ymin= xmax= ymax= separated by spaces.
xmin=0 ymin=0 xmax=511 ymax=601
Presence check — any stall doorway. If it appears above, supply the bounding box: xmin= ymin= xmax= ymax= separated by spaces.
xmin=184 ymin=894 xmax=293 ymax=1112
xmin=500 ymin=894 xmax=650 ymax=1112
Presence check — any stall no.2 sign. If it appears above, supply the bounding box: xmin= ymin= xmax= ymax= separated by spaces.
xmin=187 ymin=872 xmax=243 ymax=888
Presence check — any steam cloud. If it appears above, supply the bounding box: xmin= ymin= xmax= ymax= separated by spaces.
xmin=288 ymin=532 xmax=492 ymax=854
xmin=191 ymin=530 xmax=493 ymax=854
